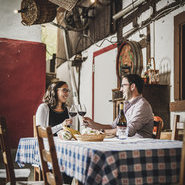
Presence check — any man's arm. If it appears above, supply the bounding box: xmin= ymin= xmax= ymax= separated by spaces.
xmin=83 ymin=117 xmax=113 ymax=130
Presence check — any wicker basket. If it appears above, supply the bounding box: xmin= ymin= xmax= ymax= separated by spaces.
xmin=147 ymin=57 xmax=159 ymax=84
xmin=49 ymin=0 xmax=78 ymax=11
xmin=74 ymin=134 xmax=106 ymax=142
xmin=21 ymin=0 xmax=57 ymax=26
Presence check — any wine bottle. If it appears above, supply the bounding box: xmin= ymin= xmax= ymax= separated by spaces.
xmin=117 ymin=102 xmax=127 ymax=139
xmin=117 ymin=102 xmax=127 ymax=126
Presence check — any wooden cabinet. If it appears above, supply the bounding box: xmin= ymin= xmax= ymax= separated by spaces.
xmin=112 ymin=84 xmax=170 ymax=129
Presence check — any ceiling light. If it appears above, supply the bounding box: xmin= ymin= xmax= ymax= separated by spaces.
xmin=90 ymin=0 xmax=96 ymax=4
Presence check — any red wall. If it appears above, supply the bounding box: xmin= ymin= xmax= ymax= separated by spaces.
xmin=0 ymin=38 xmax=46 ymax=148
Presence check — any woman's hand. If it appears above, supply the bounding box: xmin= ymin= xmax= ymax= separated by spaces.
xmin=82 ymin=117 xmax=94 ymax=128
xmin=61 ymin=118 xmax=72 ymax=127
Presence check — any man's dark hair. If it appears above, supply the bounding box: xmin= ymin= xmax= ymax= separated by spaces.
xmin=124 ymin=74 xmax=144 ymax=94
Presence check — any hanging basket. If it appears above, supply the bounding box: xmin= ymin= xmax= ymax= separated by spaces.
xmin=147 ymin=57 xmax=159 ymax=84
xmin=21 ymin=0 xmax=58 ymax=26
xmin=48 ymin=0 xmax=78 ymax=11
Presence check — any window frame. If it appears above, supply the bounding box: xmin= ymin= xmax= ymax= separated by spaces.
xmin=174 ymin=11 xmax=185 ymax=101
xmin=171 ymin=11 xmax=185 ymax=112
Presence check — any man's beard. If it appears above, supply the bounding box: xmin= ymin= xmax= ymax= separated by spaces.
xmin=123 ymin=90 xmax=132 ymax=100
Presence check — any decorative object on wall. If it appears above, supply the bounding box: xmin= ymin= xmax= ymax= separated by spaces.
xmin=62 ymin=6 xmax=91 ymax=32
xmin=54 ymin=0 xmax=113 ymax=32
xmin=116 ymin=40 xmax=143 ymax=86
xmin=20 ymin=0 xmax=57 ymax=26
xmin=147 ymin=57 xmax=159 ymax=84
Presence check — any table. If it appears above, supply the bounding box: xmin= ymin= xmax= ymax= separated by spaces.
xmin=15 ymin=137 xmax=182 ymax=185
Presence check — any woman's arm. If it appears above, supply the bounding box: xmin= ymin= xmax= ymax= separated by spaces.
xmin=51 ymin=119 xmax=72 ymax=134
xmin=36 ymin=103 xmax=48 ymax=127
xmin=36 ymin=104 xmax=72 ymax=134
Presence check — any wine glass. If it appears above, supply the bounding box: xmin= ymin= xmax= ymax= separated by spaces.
xmin=68 ymin=105 xmax=77 ymax=118
xmin=77 ymin=103 xmax=87 ymax=117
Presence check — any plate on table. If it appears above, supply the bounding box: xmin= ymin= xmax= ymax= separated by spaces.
xmin=74 ymin=134 xmax=106 ymax=142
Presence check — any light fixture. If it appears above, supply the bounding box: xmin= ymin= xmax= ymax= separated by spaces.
xmin=13 ymin=10 xmax=18 ymax=14
xmin=13 ymin=8 xmax=27 ymax=14
xmin=72 ymin=53 xmax=84 ymax=67
xmin=90 ymin=0 xmax=96 ymax=4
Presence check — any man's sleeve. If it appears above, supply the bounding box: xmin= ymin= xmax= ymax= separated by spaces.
xmin=112 ymin=116 xmax=119 ymax=128
xmin=127 ymin=102 xmax=152 ymax=137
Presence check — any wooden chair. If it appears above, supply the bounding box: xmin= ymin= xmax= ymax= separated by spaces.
xmin=0 ymin=116 xmax=44 ymax=185
xmin=36 ymin=125 xmax=67 ymax=185
xmin=171 ymin=114 xmax=185 ymax=185
xmin=152 ymin=121 xmax=162 ymax=139
xmin=171 ymin=114 xmax=185 ymax=140
xmin=179 ymin=127 xmax=185 ymax=185
xmin=33 ymin=115 xmax=42 ymax=181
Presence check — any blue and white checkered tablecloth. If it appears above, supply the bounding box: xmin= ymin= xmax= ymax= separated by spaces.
xmin=15 ymin=137 xmax=182 ymax=185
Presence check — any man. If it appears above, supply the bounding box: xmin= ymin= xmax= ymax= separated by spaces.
xmin=83 ymin=74 xmax=154 ymax=138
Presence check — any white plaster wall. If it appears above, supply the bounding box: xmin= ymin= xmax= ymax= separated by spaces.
xmin=57 ymin=36 xmax=117 ymax=128
xmin=56 ymin=61 xmax=73 ymax=106
xmin=0 ymin=0 xmax=41 ymax=42
xmin=122 ymin=1 xmax=185 ymax=126
xmin=93 ymin=46 xmax=117 ymax=124
xmin=79 ymin=38 xmax=118 ymax=120
xmin=57 ymin=2 xmax=185 ymax=129
xmin=153 ymin=7 xmax=185 ymax=124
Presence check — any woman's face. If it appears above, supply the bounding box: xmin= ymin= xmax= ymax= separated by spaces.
xmin=57 ymin=83 xmax=70 ymax=103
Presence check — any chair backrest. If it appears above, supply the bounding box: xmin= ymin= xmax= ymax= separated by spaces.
xmin=171 ymin=114 xmax=180 ymax=140
xmin=33 ymin=115 xmax=42 ymax=181
xmin=153 ymin=121 xmax=162 ymax=139
xmin=180 ymin=127 xmax=185 ymax=185
xmin=171 ymin=114 xmax=185 ymax=140
xmin=0 ymin=116 xmax=16 ymax=184
xmin=169 ymin=102 xmax=185 ymax=184
xmin=33 ymin=115 xmax=37 ymax=137
xmin=36 ymin=125 xmax=63 ymax=185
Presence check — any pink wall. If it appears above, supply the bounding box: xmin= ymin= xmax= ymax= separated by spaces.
xmin=0 ymin=38 xmax=46 ymax=148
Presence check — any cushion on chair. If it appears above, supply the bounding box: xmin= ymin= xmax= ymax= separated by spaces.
xmin=0 ymin=169 xmax=30 ymax=178
xmin=6 ymin=181 xmax=44 ymax=185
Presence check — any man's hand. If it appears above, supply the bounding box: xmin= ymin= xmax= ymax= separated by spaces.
xmin=82 ymin=117 xmax=94 ymax=128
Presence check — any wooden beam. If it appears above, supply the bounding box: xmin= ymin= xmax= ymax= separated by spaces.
xmin=118 ymin=0 xmax=184 ymax=42
xmin=170 ymin=100 xmax=185 ymax=112
xmin=146 ymin=25 xmax=150 ymax=61
xmin=122 ymin=0 xmax=161 ymax=27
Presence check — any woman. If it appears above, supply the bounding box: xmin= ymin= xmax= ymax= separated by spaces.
xmin=36 ymin=81 xmax=73 ymax=184
xmin=36 ymin=81 xmax=72 ymax=135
